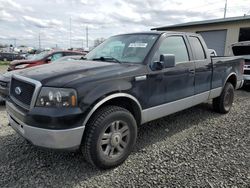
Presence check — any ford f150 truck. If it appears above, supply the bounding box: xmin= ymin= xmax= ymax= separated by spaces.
xmin=6 ymin=32 xmax=244 ymax=169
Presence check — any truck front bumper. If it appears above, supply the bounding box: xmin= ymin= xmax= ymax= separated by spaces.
xmin=6 ymin=101 xmax=85 ymax=150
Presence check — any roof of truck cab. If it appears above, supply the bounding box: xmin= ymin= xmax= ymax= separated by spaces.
xmin=113 ymin=31 xmax=198 ymax=36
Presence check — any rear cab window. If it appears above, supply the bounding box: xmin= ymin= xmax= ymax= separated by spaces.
xmin=188 ymin=36 xmax=207 ymax=60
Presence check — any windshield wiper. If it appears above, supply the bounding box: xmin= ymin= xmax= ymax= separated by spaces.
xmin=92 ymin=56 xmax=122 ymax=64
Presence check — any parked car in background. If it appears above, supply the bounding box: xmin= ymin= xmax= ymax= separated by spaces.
xmin=231 ymin=41 xmax=250 ymax=85
xmin=0 ymin=52 xmax=86 ymax=103
xmin=6 ymin=31 xmax=244 ymax=169
xmin=0 ymin=55 xmax=87 ymax=104
xmin=0 ymin=70 xmax=17 ymax=104
xmin=0 ymin=52 xmax=24 ymax=61
xmin=53 ymin=55 xmax=86 ymax=63
xmin=7 ymin=50 xmax=86 ymax=71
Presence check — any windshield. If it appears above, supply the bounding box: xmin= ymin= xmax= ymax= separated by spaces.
xmin=30 ymin=51 xmax=49 ymax=60
xmin=85 ymin=34 xmax=159 ymax=64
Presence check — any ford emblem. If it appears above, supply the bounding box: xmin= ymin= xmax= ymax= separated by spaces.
xmin=15 ymin=87 xmax=22 ymax=95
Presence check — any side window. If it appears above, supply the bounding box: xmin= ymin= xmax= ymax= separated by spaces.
xmin=152 ymin=36 xmax=189 ymax=63
xmin=51 ymin=53 xmax=63 ymax=62
xmin=189 ymin=37 xmax=206 ymax=60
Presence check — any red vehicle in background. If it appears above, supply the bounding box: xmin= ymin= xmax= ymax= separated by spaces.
xmin=7 ymin=50 xmax=86 ymax=71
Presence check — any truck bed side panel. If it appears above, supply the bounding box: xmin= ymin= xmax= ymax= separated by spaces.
xmin=211 ymin=56 xmax=243 ymax=89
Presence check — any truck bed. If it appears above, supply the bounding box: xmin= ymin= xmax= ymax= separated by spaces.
xmin=211 ymin=56 xmax=244 ymax=89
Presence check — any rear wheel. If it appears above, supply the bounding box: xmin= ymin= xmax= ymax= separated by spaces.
xmin=81 ymin=106 xmax=137 ymax=169
xmin=213 ymin=82 xmax=234 ymax=114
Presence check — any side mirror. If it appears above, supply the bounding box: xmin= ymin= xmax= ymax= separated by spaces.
xmin=154 ymin=54 xmax=176 ymax=70
xmin=46 ymin=57 xmax=51 ymax=63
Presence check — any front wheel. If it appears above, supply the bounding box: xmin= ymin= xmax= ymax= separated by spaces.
xmin=0 ymin=96 xmax=5 ymax=105
xmin=81 ymin=106 xmax=137 ymax=169
xmin=213 ymin=82 xmax=234 ymax=114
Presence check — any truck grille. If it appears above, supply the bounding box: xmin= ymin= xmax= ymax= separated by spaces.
xmin=244 ymin=70 xmax=250 ymax=75
xmin=10 ymin=77 xmax=36 ymax=107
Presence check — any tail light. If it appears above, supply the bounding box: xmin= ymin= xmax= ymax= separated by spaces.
xmin=240 ymin=60 xmax=245 ymax=74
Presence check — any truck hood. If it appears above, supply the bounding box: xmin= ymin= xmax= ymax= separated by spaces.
xmin=231 ymin=41 xmax=250 ymax=59
xmin=14 ymin=60 xmax=143 ymax=87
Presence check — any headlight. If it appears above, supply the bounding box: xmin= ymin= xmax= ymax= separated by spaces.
xmin=36 ymin=87 xmax=77 ymax=107
xmin=15 ymin=64 xmax=29 ymax=69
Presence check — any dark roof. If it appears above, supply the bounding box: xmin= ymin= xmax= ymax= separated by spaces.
xmin=113 ymin=31 xmax=164 ymax=36
xmin=113 ymin=31 xmax=195 ymax=37
xmin=152 ymin=15 xmax=250 ymax=30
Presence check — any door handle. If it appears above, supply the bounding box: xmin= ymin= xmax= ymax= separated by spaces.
xmin=188 ymin=69 xmax=195 ymax=75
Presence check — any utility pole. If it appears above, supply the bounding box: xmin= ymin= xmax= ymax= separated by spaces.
xmin=224 ymin=0 xmax=228 ymax=18
xmin=13 ymin=38 xmax=16 ymax=47
xmin=69 ymin=17 xmax=72 ymax=48
xmin=86 ymin=25 xmax=88 ymax=48
xmin=38 ymin=33 xmax=41 ymax=49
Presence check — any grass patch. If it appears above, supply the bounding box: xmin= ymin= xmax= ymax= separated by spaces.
xmin=0 ymin=61 xmax=10 ymax=65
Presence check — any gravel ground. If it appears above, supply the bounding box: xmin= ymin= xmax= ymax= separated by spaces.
xmin=0 ymin=73 xmax=249 ymax=187
xmin=0 ymin=65 xmax=8 ymax=74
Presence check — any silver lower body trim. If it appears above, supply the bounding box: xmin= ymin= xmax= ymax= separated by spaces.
xmin=208 ymin=87 xmax=222 ymax=99
xmin=8 ymin=113 xmax=85 ymax=150
xmin=141 ymin=91 xmax=211 ymax=124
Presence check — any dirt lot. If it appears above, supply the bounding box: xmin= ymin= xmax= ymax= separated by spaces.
xmin=0 ymin=65 xmax=249 ymax=187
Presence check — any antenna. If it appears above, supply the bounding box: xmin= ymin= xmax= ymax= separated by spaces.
xmin=69 ymin=17 xmax=72 ymax=48
xmin=224 ymin=0 xmax=227 ymax=18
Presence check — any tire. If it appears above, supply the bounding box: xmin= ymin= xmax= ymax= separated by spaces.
xmin=81 ymin=105 xmax=137 ymax=169
xmin=0 ymin=96 xmax=5 ymax=105
xmin=213 ymin=82 xmax=234 ymax=114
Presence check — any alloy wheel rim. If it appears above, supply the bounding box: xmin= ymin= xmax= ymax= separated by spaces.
xmin=99 ymin=120 xmax=130 ymax=159
xmin=224 ymin=89 xmax=233 ymax=110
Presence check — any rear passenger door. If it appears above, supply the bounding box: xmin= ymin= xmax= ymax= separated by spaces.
xmin=188 ymin=35 xmax=212 ymax=94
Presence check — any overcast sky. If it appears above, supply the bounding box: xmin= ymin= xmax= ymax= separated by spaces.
xmin=0 ymin=0 xmax=249 ymax=49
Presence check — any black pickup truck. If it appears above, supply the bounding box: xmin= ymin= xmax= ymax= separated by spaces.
xmin=6 ymin=32 xmax=244 ymax=169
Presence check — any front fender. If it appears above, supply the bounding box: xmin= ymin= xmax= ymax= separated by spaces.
xmin=79 ymin=79 xmax=133 ymax=108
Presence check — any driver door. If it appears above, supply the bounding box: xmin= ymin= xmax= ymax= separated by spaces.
xmin=146 ymin=35 xmax=195 ymax=107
